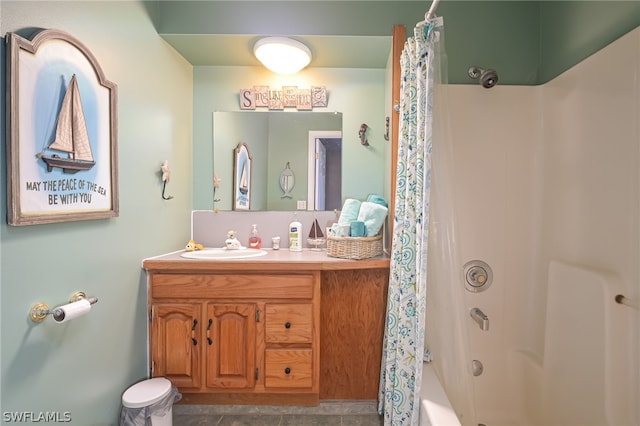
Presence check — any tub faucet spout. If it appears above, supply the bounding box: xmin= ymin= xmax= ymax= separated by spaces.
xmin=470 ymin=308 xmax=489 ymax=331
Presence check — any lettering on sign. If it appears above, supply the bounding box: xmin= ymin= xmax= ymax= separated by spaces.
xmin=239 ymin=85 xmax=327 ymax=110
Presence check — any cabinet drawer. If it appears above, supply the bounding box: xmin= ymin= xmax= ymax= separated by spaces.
xmin=264 ymin=349 xmax=313 ymax=388
xmin=151 ymin=274 xmax=314 ymax=299
xmin=265 ymin=304 xmax=312 ymax=343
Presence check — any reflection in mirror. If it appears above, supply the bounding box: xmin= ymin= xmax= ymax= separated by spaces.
xmin=213 ymin=111 xmax=342 ymax=211
xmin=308 ymin=131 xmax=342 ymax=211
xmin=280 ymin=162 xmax=295 ymax=198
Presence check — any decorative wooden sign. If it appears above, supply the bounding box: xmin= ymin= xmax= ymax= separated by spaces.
xmin=239 ymin=85 xmax=327 ymax=111
xmin=6 ymin=29 xmax=118 ymax=226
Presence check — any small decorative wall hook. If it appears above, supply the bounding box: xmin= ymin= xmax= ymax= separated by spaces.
xmin=161 ymin=160 xmax=174 ymax=200
xmin=213 ymin=172 xmax=221 ymax=203
xmin=359 ymin=123 xmax=369 ymax=146
xmin=384 ymin=117 xmax=390 ymax=141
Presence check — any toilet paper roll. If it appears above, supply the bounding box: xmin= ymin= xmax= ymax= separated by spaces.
xmin=53 ymin=299 xmax=91 ymax=323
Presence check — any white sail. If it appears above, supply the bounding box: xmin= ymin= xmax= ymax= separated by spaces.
xmin=239 ymin=162 xmax=248 ymax=194
xmin=49 ymin=74 xmax=93 ymax=162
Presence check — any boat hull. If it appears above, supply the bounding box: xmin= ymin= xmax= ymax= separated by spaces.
xmin=39 ymin=155 xmax=95 ymax=174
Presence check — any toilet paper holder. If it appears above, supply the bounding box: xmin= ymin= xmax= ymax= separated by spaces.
xmin=30 ymin=291 xmax=98 ymax=323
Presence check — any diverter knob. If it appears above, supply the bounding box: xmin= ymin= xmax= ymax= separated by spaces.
xmin=463 ymin=260 xmax=493 ymax=293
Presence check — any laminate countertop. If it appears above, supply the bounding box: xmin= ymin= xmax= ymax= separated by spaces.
xmin=142 ymin=248 xmax=390 ymax=273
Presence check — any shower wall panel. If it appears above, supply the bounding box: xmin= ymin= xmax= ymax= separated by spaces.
xmin=436 ymin=26 xmax=639 ymax=425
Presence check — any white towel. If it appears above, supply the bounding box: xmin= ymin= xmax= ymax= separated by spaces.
xmin=356 ymin=201 xmax=388 ymax=237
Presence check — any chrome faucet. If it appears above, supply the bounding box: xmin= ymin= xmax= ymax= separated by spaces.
xmin=470 ymin=308 xmax=489 ymax=331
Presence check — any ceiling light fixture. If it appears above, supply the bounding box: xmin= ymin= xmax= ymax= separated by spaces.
xmin=253 ymin=37 xmax=312 ymax=75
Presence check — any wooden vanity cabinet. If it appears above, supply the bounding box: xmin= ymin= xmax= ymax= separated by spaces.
xmin=148 ymin=271 xmax=320 ymax=405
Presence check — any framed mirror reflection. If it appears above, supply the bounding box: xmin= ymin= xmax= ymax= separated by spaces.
xmin=213 ymin=111 xmax=342 ymax=211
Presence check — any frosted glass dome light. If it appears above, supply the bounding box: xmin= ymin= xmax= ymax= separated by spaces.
xmin=254 ymin=37 xmax=312 ymax=75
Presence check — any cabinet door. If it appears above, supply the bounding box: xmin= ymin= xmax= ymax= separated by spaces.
xmin=151 ymin=303 xmax=201 ymax=389
xmin=206 ymin=303 xmax=256 ymax=389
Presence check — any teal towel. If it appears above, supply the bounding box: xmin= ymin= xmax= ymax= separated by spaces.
xmin=338 ymin=198 xmax=361 ymax=225
xmin=366 ymin=194 xmax=388 ymax=208
xmin=357 ymin=201 xmax=388 ymax=237
xmin=350 ymin=221 xmax=366 ymax=237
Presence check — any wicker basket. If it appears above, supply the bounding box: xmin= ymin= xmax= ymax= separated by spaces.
xmin=326 ymin=233 xmax=383 ymax=260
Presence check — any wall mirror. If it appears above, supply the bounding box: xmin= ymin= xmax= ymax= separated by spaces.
xmin=213 ymin=111 xmax=342 ymax=211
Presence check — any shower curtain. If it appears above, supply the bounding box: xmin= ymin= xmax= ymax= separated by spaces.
xmin=378 ymin=17 xmax=444 ymax=426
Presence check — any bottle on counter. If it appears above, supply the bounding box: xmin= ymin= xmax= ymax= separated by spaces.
xmin=289 ymin=214 xmax=302 ymax=251
xmin=248 ymin=224 xmax=262 ymax=249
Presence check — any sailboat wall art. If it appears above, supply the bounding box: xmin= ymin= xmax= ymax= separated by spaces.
xmin=6 ymin=29 xmax=118 ymax=226
xmin=37 ymin=74 xmax=95 ymax=173
xmin=233 ymin=142 xmax=252 ymax=210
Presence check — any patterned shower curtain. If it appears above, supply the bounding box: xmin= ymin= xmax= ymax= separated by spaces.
xmin=378 ymin=17 xmax=444 ymax=426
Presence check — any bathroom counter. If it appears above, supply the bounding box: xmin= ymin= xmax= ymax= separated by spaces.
xmin=142 ymin=248 xmax=390 ymax=272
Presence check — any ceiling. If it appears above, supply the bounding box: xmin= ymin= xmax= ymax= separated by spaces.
xmin=160 ymin=34 xmax=392 ymax=69
xmin=152 ymin=1 xmax=422 ymax=70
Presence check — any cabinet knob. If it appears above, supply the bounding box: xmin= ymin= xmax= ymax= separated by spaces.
xmin=284 ymin=367 xmax=291 ymax=375
xmin=285 ymin=322 xmax=291 ymax=329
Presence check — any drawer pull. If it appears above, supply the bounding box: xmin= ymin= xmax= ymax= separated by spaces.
xmin=285 ymin=322 xmax=292 ymax=329
xmin=207 ymin=318 xmax=213 ymax=345
xmin=284 ymin=367 xmax=291 ymax=375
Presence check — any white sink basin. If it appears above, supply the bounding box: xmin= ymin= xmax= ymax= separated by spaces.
xmin=180 ymin=247 xmax=268 ymax=260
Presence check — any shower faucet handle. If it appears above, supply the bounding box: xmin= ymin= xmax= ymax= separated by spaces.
xmin=470 ymin=307 xmax=490 ymax=331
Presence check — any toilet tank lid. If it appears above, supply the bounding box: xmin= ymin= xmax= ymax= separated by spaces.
xmin=122 ymin=377 xmax=172 ymax=408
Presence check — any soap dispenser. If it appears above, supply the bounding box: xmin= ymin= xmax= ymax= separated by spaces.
xmin=248 ymin=224 xmax=262 ymax=249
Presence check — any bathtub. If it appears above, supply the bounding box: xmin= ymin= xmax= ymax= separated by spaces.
xmin=419 ymin=363 xmax=461 ymax=426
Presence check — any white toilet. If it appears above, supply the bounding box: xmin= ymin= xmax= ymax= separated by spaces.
xmin=121 ymin=377 xmax=174 ymax=426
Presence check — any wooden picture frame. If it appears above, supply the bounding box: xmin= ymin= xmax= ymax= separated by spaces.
xmin=6 ymin=29 xmax=118 ymax=225
xmin=233 ymin=143 xmax=252 ymax=210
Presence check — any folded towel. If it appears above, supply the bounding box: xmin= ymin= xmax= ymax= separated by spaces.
xmin=350 ymin=221 xmax=366 ymax=237
xmin=366 ymin=194 xmax=388 ymax=208
xmin=338 ymin=198 xmax=361 ymax=225
xmin=357 ymin=201 xmax=388 ymax=237
xmin=330 ymin=223 xmax=351 ymax=237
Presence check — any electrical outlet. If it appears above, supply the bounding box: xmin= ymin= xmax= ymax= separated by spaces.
xmin=297 ymin=200 xmax=307 ymax=210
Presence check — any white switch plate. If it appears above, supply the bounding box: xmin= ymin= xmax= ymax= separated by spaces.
xmin=297 ymin=200 xmax=307 ymax=210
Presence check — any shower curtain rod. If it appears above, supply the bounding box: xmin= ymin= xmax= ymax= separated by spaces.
xmin=416 ymin=0 xmax=440 ymax=26
xmin=426 ymin=0 xmax=440 ymax=20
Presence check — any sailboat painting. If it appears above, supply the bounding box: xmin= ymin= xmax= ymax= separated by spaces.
xmin=233 ymin=143 xmax=252 ymax=210
xmin=6 ymin=29 xmax=118 ymax=225
xmin=37 ymin=74 xmax=95 ymax=174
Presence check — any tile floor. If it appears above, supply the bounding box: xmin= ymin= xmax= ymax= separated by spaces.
xmin=173 ymin=401 xmax=383 ymax=426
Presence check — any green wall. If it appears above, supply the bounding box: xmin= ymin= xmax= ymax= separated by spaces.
xmin=0 ymin=1 xmax=193 ymax=424
xmin=538 ymin=1 xmax=640 ymax=83
xmin=156 ymin=1 xmax=640 ymax=85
